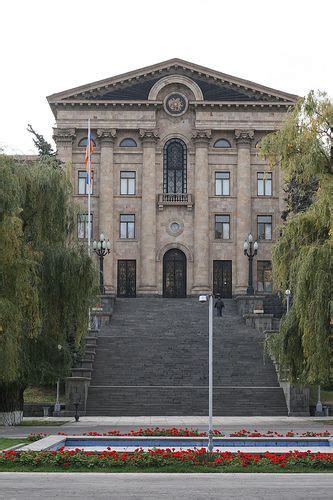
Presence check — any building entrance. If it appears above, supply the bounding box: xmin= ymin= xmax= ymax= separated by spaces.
xmin=117 ymin=260 xmax=136 ymax=297
xmin=163 ymin=249 xmax=186 ymax=298
xmin=213 ymin=260 xmax=232 ymax=298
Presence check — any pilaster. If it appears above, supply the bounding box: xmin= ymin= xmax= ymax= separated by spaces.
xmin=192 ymin=129 xmax=211 ymax=294
xmin=97 ymin=128 xmax=117 ymax=294
xmin=53 ymin=127 xmax=76 ymax=164
xmin=138 ymin=129 xmax=159 ymax=294
xmin=235 ymin=129 xmax=254 ymax=294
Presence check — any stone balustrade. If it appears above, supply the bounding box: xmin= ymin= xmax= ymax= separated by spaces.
xmin=157 ymin=193 xmax=193 ymax=211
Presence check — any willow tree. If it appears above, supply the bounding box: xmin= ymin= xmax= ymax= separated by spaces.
xmin=0 ymin=155 xmax=96 ymax=424
xmin=260 ymin=91 xmax=332 ymax=384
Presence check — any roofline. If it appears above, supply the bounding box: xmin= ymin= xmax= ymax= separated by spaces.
xmin=47 ymin=58 xmax=299 ymax=103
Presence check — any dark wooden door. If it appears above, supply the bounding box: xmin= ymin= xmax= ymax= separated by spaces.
xmin=163 ymin=249 xmax=186 ymax=298
xmin=213 ymin=260 xmax=232 ymax=298
xmin=117 ymin=260 xmax=136 ymax=297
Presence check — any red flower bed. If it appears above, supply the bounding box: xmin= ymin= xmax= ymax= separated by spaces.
xmin=27 ymin=427 xmax=331 ymax=442
xmin=1 ymin=448 xmax=333 ymax=470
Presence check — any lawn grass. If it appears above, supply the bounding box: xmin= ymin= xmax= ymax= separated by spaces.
xmin=18 ymin=420 xmax=69 ymax=426
xmin=310 ymin=387 xmax=333 ymax=405
xmin=24 ymin=386 xmax=64 ymax=404
xmin=0 ymin=438 xmax=28 ymax=450
xmin=0 ymin=463 xmax=331 ymax=473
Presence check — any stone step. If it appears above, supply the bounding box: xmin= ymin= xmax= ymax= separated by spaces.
xmin=85 ymin=297 xmax=288 ymax=416
xmin=86 ymin=386 xmax=287 ymax=416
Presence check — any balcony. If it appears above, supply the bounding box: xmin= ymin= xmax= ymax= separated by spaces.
xmin=157 ymin=193 xmax=193 ymax=211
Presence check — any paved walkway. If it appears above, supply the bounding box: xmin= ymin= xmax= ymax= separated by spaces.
xmin=0 ymin=473 xmax=332 ymax=499
xmin=1 ymin=416 xmax=332 ymax=438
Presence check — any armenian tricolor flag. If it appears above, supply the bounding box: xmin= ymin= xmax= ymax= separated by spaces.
xmin=84 ymin=127 xmax=94 ymax=188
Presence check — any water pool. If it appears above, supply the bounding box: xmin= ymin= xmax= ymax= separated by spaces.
xmin=56 ymin=438 xmax=330 ymax=450
xmin=21 ymin=435 xmax=333 ymax=454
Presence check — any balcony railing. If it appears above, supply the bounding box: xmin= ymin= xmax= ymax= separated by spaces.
xmin=157 ymin=193 xmax=193 ymax=211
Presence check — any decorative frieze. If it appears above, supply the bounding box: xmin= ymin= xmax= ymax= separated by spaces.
xmin=235 ymin=129 xmax=254 ymax=145
xmin=97 ymin=128 xmax=117 ymax=144
xmin=139 ymin=129 xmax=159 ymax=143
xmin=192 ymin=129 xmax=211 ymax=144
xmin=53 ymin=127 xmax=76 ymax=144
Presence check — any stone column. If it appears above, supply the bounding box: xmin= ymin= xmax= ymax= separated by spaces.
xmin=53 ymin=127 xmax=76 ymax=164
xmin=97 ymin=128 xmax=117 ymax=295
xmin=138 ymin=129 xmax=159 ymax=295
xmin=235 ymin=129 xmax=254 ymax=294
xmin=192 ymin=130 xmax=211 ymax=294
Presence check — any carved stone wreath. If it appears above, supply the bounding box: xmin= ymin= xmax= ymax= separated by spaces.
xmin=164 ymin=93 xmax=188 ymax=117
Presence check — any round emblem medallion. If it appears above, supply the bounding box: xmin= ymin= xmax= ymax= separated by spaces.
xmin=167 ymin=220 xmax=183 ymax=237
xmin=164 ymin=93 xmax=188 ymax=116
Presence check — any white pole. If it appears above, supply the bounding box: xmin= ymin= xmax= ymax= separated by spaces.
xmin=54 ymin=379 xmax=60 ymax=413
xmin=87 ymin=118 xmax=91 ymax=255
xmin=87 ymin=118 xmax=91 ymax=330
xmin=208 ymin=294 xmax=213 ymax=452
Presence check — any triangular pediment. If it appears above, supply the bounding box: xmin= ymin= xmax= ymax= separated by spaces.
xmin=47 ymin=58 xmax=298 ymax=106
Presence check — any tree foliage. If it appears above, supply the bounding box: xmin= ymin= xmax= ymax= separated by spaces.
xmin=27 ymin=124 xmax=56 ymax=157
xmin=260 ymin=91 xmax=332 ymax=384
xmin=0 ymin=155 xmax=97 ymax=413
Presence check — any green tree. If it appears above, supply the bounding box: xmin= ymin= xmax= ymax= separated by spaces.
xmin=260 ymin=91 xmax=332 ymax=384
xmin=27 ymin=124 xmax=55 ymax=157
xmin=0 ymin=154 xmax=97 ymax=424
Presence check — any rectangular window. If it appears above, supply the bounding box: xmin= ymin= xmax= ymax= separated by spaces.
xmin=257 ymin=215 xmax=272 ymax=240
xmin=77 ymin=213 xmax=93 ymax=239
xmin=120 ymin=171 xmax=136 ymax=195
xmin=215 ymin=215 xmax=230 ymax=239
xmin=215 ymin=172 xmax=230 ymax=196
xmin=257 ymin=260 xmax=273 ymax=292
xmin=257 ymin=172 xmax=272 ymax=196
xmin=78 ymin=170 xmax=94 ymax=195
xmin=120 ymin=214 xmax=135 ymax=239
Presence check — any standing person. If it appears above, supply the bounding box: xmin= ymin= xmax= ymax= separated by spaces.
xmin=214 ymin=294 xmax=225 ymax=317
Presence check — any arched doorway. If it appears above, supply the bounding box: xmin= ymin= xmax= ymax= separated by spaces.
xmin=163 ymin=249 xmax=187 ymax=298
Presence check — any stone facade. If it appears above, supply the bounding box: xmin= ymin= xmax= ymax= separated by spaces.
xmin=48 ymin=59 xmax=297 ymax=297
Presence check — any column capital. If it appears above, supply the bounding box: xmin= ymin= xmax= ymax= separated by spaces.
xmin=192 ymin=129 xmax=211 ymax=144
xmin=139 ymin=129 xmax=159 ymax=143
xmin=97 ymin=128 xmax=117 ymax=144
xmin=53 ymin=127 xmax=76 ymax=145
xmin=235 ymin=129 xmax=254 ymax=146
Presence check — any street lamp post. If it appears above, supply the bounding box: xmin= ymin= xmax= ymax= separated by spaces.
xmin=93 ymin=233 xmax=111 ymax=294
xmin=285 ymin=289 xmax=291 ymax=313
xmin=199 ymin=293 xmax=214 ymax=452
xmin=243 ymin=233 xmax=258 ymax=295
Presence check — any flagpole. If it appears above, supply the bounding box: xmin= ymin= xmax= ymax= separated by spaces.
xmin=87 ymin=118 xmax=92 ymax=331
xmin=87 ymin=118 xmax=91 ymax=255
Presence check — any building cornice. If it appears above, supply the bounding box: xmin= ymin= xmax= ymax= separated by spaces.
xmin=52 ymin=100 xmax=293 ymax=110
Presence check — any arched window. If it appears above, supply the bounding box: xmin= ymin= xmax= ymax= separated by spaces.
xmin=213 ymin=138 xmax=231 ymax=148
xmin=163 ymin=139 xmax=187 ymax=194
xmin=78 ymin=137 xmax=96 ymax=147
xmin=119 ymin=138 xmax=137 ymax=147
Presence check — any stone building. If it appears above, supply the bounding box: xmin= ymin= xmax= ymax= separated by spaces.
xmin=48 ymin=59 xmax=297 ymax=298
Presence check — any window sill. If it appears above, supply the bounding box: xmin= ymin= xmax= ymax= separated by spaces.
xmin=116 ymin=194 xmax=140 ymax=198
xmin=116 ymin=239 xmax=138 ymax=242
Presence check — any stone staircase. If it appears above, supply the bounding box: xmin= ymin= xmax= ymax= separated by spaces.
xmin=85 ymin=298 xmax=288 ymax=416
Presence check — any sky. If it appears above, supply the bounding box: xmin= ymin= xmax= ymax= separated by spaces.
xmin=1 ymin=0 xmax=332 ymax=154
